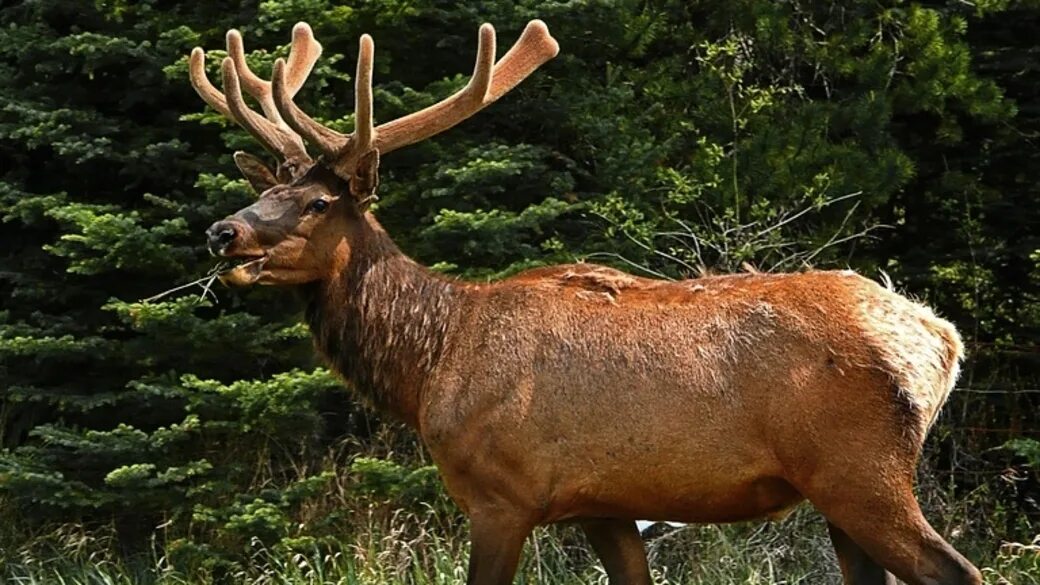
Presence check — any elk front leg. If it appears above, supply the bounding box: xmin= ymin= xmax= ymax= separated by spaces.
xmin=466 ymin=511 xmax=532 ymax=585
xmin=580 ymin=518 xmax=652 ymax=585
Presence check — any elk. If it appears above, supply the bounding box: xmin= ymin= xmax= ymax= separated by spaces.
xmin=190 ymin=20 xmax=982 ymax=585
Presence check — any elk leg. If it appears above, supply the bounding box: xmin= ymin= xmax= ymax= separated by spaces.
xmin=466 ymin=512 xmax=532 ymax=585
xmin=580 ymin=518 xmax=652 ymax=585
xmin=809 ymin=484 xmax=981 ymax=585
xmin=838 ymin=510 xmax=979 ymax=585
xmin=827 ymin=521 xmax=896 ymax=584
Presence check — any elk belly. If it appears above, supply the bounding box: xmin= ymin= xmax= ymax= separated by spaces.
xmin=549 ymin=457 xmax=805 ymax=524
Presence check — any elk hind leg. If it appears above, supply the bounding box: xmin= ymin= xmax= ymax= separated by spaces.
xmin=828 ymin=522 xmax=896 ymax=584
xmin=809 ymin=478 xmax=980 ymax=585
xmin=580 ymin=518 xmax=651 ymax=585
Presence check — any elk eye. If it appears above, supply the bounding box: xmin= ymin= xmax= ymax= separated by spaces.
xmin=309 ymin=199 xmax=329 ymax=213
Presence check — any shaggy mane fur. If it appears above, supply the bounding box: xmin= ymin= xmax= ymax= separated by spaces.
xmin=302 ymin=227 xmax=459 ymax=424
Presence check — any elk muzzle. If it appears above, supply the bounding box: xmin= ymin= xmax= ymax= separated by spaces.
xmin=206 ymin=220 xmax=239 ymax=255
xmin=205 ymin=218 xmax=269 ymax=286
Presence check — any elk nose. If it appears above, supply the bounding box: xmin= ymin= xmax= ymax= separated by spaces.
xmin=205 ymin=221 xmax=238 ymax=255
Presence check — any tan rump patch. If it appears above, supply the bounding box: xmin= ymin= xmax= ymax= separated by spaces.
xmin=857 ymin=285 xmax=964 ymax=433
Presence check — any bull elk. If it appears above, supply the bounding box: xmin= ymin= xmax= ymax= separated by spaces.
xmin=189 ymin=19 xmax=982 ymax=585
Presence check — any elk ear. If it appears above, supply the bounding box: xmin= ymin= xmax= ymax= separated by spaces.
xmin=350 ymin=149 xmax=380 ymax=210
xmin=234 ymin=151 xmax=279 ymax=194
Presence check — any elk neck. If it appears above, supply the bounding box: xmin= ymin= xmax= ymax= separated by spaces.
xmin=300 ymin=214 xmax=462 ymax=428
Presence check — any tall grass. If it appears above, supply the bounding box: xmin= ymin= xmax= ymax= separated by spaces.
xmin=2 ymin=504 xmax=1036 ymax=584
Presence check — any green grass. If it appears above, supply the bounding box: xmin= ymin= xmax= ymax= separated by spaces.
xmin=2 ymin=447 xmax=1036 ymax=584
xmin=2 ymin=505 xmax=1037 ymax=584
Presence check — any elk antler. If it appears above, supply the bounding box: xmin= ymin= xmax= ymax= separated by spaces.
xmin=192 ymin=20 xmax=559 ymax=193
xmin=271 ymin=20 xmax=559 ymax=187
xmin=189 ymin=23 xmax=323 ymax=177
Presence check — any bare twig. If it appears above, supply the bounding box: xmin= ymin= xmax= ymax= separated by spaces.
xmin=591 ymin=191 xmax=884 ymax=277
xmin=141 ymin=262 xmax=230 ymax=304
xmin=584 ymin=252 xmax=675 ymax=280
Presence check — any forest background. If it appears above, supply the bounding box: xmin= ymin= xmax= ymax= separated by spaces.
xmin=0 ymin=0 xmax=1038 ymax=583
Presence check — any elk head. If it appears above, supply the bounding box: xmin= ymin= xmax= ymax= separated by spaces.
xmin=192 ymin=21 xmax=559 ymax=286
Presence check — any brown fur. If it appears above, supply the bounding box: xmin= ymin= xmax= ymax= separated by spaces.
xmin=301 ymin=223 xmax=458 ymax=426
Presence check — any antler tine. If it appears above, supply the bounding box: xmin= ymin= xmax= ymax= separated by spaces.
xmin=469 ymin=24 xmax=496 ymax=102
xmin=354 ymin=34 xmax=375 ymax=153
xmin=189 ymin=47 xmax=231 ymax=117
xmin=372 ymin=20 xmax=558 ymax=155
xmin=220 ymin=57 xmax=288 ymax=157
xmin=284 ymin=23 xmax=322 ymax=95
xmin=226 ymin=29 xmax=277 ymax=118
xmin=485 ymin=20 xmax=559 ymax=102
xmin=271 ymin=58 xmax=348 ymax=155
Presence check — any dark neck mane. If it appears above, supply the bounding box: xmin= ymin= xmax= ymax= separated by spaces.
xmin=302 ymin=218 xmax=460 ymax=427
